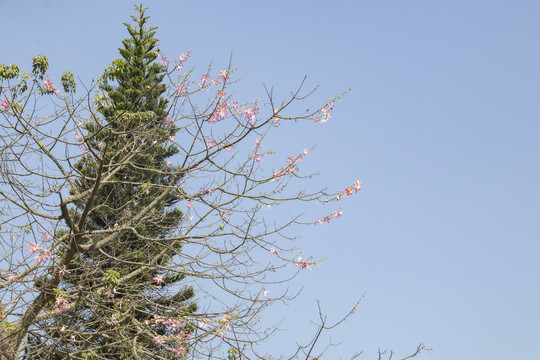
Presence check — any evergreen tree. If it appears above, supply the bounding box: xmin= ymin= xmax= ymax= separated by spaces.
xmin=27 ymin=5 xmax=196 ymax=359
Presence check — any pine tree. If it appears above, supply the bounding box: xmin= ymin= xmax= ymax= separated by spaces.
xmin=27 ymin=5 xmax=196 ymax=359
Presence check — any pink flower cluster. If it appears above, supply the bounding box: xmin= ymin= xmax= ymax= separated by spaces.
xmin=315 ymin=104 xmax=334 ymax=123
xmin=219 ymin=70 xmax=229 ymax=81
xmin=0 ymin=99 xmax=9 ymax=111
xmin=318 ymin=210 xmax=343 ymax=224
xmin=218 ymin=314 xmax=232 ymax=339
xmin=172 ymin=346 xmax=186 ymax=357
xmin=295 ymin=257 xmax=312 ymax=270
xmin=26 ymin=242 xmax=51 ymax=262
xmin=206 ymin=141 xmax=217 ymax=149
xmin=271 ymin=167 xmax=296 ymax=183
xmin=176 ymin=83 xmax=189 ymax=97
xmin=153 ymin=315 xmax=186 ymax=331
xmin=153 ymin=336 xmax=166 ymax=346
xmin=104 ymin=288 xmax=117 ymax=299
xmin=74 ymin=132 xmax=88 ymax=154
xmin=43 ymin=79 xmax=59 ymax=94
xmin=208 ymin=102 xmax=228 ymax=123
xmin=149 ymin=315 xmax=192 ymax=357
xmin=154 ymin=275 xmax=164 ymax=285
xmin=233 ymin=105 xmax=259 ymax=126
xmin=336 ymin=180 xmax=362 ymax=201
xmin=286 ymin=148 xmax=309 ymax=165
xmin=54 ymin=296 xmax=69 ymax=314
xmin=271 ymin=149 xmax=310 ymax=182
xmin=199 ymin=74 xmax=210 ymax=89
xmin=178 ymin=53 xmax=189 ymax=64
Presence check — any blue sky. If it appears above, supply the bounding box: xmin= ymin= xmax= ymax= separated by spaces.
xmin=2 ymin=0 xmax=539 ymax=359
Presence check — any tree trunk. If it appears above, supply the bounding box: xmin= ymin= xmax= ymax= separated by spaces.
xmin=0 ymin=329 xmax=16 ymax=360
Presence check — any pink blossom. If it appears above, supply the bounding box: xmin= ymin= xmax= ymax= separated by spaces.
xmin=38 ymin=249 xmax=51 ymax=261
xmin=198 ymin=321 xmax=208 ymax=330
xmin=271 ymin=170 xmax=284 ymax=182
xmin=254 ymin=139 xmax=261 ymax=149
xmin=219 ymin=70 xmax=230 ymax=80
xmin=178 ymin=53 xmax=189 ymax=63
xmin=26 ymin=242 xmax=41 ymax=254
xmin=54 ymin=296 xmax=69 ymax=314
xmin=104 ymin=288 xmax=116 ymax=299
xmin=295 ymin=257 xmax=312 ymax=270
xmin=220 ymin=212 xmax=231 ymax=220
xmin=164 ymin=117 xmax=173 ymax=125
xmin=343 ymin=187 xmax=354 ymax=196
xmin=303 ymin=149 xmax=310 ymax=155
xmin=269 ymin=247 xmax=276 ymax=254
xmin=154 ymin=275 xmax=164 ymax=285
xmin=169 ymin=135 xmax=175 ymax=142
xmin=176 ymin=83 xmax=189 ymax=97
xmin=354 ymin=180 xmax=362 ymax=192
xmin=186 ymin=202 xmax=193 ymax=208
xmin=217 ymin=90 xmax=227 ymax=98
xmin=199 ymin=74 xmax=210 ymax=89
xmin=225 ymin=146 xmax=233 ymax=152
xmin=43 ymin=79 xmax=59 ymax=94
xmin=152 ymin=336 xmax=166 ymax=346
xmin=254 ymin=154 xmax=261 ymax=163
xmin=0 ymin=99 xmax=10 ymax=111
xmin=75 ymin=133 xmax=84 ymax=144
xmin=172 ymin=346 xmax=186 ymax=357
xmin=263 ymin=290 xmax=269 ymax=297
xmin=206 ymin=141 xmax=217 ymax=149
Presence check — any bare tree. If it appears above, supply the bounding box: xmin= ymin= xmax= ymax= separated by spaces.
xmin=0 ymin=6 xmax=427 ymax=360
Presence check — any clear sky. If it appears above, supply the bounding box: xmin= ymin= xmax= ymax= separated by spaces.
xmin=2 ymin=1 xmax=539 ymax=359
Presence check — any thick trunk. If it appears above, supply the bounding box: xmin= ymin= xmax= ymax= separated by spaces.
xmin=0 ymin=328 xmax=17 ymax=360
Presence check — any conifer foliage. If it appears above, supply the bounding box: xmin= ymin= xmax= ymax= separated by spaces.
xmin=26 ymin=6 xmax=196 ymax=359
